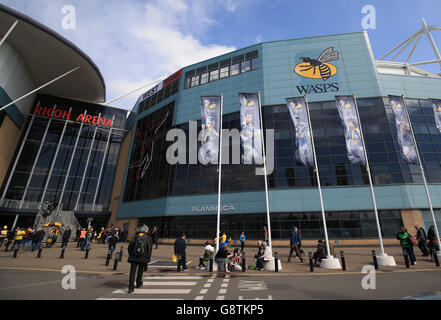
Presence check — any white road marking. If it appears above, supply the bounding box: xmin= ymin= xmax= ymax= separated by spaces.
xmin=221 ymin=283 xmax=228 ymax=288
xmin=144 ymin=276 xmax=202 ymax=280
xmin=219 ymin=289 xmax=227 ymax=294
xmin=199 ymin=289 xmax=208 ymax=294
xmin=97 ymin=297 xmax=183 ymax=300
xmin=216 ymin=296 xmax=225 ymax=300
xmin=112 ymin=288 xmax=192 ymax=294
xmin=203 ymin=283 xmax=212 ymax=288
xmin=194 ymin=296 xmax=204 ymax=300
xmin=141 ymin=281 xmax=197 ymax=286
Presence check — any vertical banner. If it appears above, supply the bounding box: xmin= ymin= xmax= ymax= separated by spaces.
xmin=239 ymin=93 xmax=263 ymax=164
xmin=285 ymin=97 xmax=314 ymax=167
xmin=389 ymin=95 xmax=418 ymax=164
xmin=335 ymin=96 xmax=366 ymax=165
xmin=199 ymin=96 xmax=221 ymax=165
xmin=432 ymin=99 xmax=441 ymax=134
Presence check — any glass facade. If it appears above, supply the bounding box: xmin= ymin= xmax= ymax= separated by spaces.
xmin=0 ymin=94 xmax=127 ymax=213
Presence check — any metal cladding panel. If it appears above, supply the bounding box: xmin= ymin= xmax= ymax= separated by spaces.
xmin=378 ymin=73 xmax=441 ymax=99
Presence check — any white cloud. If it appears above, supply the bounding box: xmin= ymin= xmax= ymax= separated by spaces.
xmin=0 ymin=0 xmax=238 ymax=110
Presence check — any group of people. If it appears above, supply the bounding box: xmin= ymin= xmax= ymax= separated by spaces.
xmin=396 ymin=224 xmax=440 ymax=265
xmin=0 ymin=226 xmax=49 ymax=251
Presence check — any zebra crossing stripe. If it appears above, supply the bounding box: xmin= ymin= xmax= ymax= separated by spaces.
xmin=144 ymin=276 xmax=202 ymax=280
xmin=141 ymin=281 xmax=197 ymax=286
xmin=97 ymin=298 xmax=184 ymax=300
xmin=112 ymin=289 xmax=192 ymax=294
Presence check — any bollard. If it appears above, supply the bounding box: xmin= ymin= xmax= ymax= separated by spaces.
xmin=242 ymin=251 xmax=246 ymax=273
xmin=105 ymin=249 xmax=112 ymax=266
xmin=309 ymin=252 xmax=314 ymax=272
xmin=119 ymin=246 xmax=123 ymax=262
xmin=177 ymin=254 xmax=182 ymax=271
xmin=340 ymin=250 xmax=346 ymax=271
xmin=60 ymin=247 xmax=65 ymax=259
xmin=12 ymin=247 xmax=18 ymax=258
xmin=37 ymin=248 xmax=42 ymax=258
xmin=85 ymin=247 xmax=90 ymax=259
xmin=274 ymin=252 xmax=279 ymax=272
xmin=372 ymin=250 xmax=379 ymax=270
xmin=113 ymin=252 xmax=119 ymax=271
xmin=434 ymin=251 xmax=440 ymax=267
xmin=403 ymin=249 xmax=410 ymax=268
xmin=209 ymin=253 xmax=213 ymax=272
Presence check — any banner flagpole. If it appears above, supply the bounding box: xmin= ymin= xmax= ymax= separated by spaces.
xmin=215 ymin=93 xmax=224 ymax=254
xmin=353 ymin=93 xmax=396 ymax=266
xmin=257 ymin=91 xmax=272 ymax=252
xmin=402 ymin=95 xmax=441 ymax=253
xmin=304 ymin=95 xmax=332 ymax=259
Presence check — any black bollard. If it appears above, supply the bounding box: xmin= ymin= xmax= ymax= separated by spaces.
xmin=209 ymin=253 xmax=213 ymax=272
xmin=60 ymin=247 xmax=65 ymax=259
xmin=403 ymin=249 xmax=410 ymax=268
xmin=434 ymin=251 xmax=440 ymax=267
xmin=241 ymin=251 xmax=246 ymax=273
xmin=340 ymin=250 xmax=346 ymax=271
xmin=372 ymin=250 xmax=379 ymax=270
xmin=37 ymin=248 xmax=42 ymax=258
xmin=274 ymin=252 xmax=279 ymax=273
xmin=85 ymin=247 xmax=90 ymax=259
xmin=119 ymin=246 xmax=123 ymax=262
xmin=105 ymin=249 xmax=112 ymax=266
xmin=309 ymin=252 xmax=314 ymax=272
xmin=12 ymin=247 xmax=18 ymax=258
xmin=113 ymin=252 xmax=119 ymax=271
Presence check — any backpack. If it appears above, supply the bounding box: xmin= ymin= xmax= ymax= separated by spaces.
xmin=132 ymin=234 xmax=147 ymax=257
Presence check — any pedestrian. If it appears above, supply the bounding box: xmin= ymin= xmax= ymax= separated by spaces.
xmin=215 ymin=245 xmax=234 ymax=273
xmin=23 ymin=228 xmax=33 ymax=250
xmin=151 ymin=226 xmax=158 ymax=249
xmin=256 ymin=241 xmax=272 ymax=271
xmin=79 ymin=228 xmax=87 ymax=250
xmin=4 ymin=228 xmax=15 ymax=251
xmin=75 ymin=227 xmax=81 ymax=243
xmin=196 ymin=241 xmax=214 ymax=270
xmin=221 ymin=232 xmax=227 ymax=244
xmin=239 ymin=232 xmax=246 ymax=251
xmin=174 ymin=233 xmax=188 ymax=272
xmin=12 ymin=227 xmax=25 ymax=251
xmin=415 ymin=224 xmax=429 ymax=256
xmin=0 ymin=225 xmax=8 ymax=247
xmin=288 ymin=226 xmax=304 ymax=263
xmin=85 ymin=227 xmax=93 ymax=250
xmin=108 ymin=228 xmax=119 ymax=253
xmin=32 ymin=228 xmax=45 ymax=251
xmin=396 ymin=226 xmax=416 ymax=265
xmin=127 ymin=225 xmax=153 ymax=294
xmin=61 ymin=227 xmax=71 ymax=248
xmin=312 ymin=240 xmax=327 ymax=265
xmin=427 ymin=225 xmax=440 ymax=256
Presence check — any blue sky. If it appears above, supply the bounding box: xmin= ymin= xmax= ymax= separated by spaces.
xmin=2 ymin=0 xmax=441 ymax=109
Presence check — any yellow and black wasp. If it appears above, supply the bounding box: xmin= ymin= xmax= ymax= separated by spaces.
xmin=299 ymin=47 xmax=339 ymax=81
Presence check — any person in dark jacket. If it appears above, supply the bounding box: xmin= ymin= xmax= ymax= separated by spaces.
xmin=174 ymin=234 xmax=187 ymax=272
xmin=414 ymin=225 xmax=429 ymax=256
xmin=396 ymin=226 xmax=416 ymax=265
xmin=288 ymin=227 xmax=304 ymax=263
xmin=61 ymin=227 xmax=71 ymax=248
xmin=151 ymin=226 xmax=158 ymax=249
xmin=32 ymin=228 xmax=45 ymax=251
xmin=427 ymin=225 xmax=440 ymax=255
xmin=108 ymin=228 xmax=120 ymax=253
xmin=127 ymin=225 xmax=153 ymax=293
xmin=313 ymin=240 xmax=327 ymax=265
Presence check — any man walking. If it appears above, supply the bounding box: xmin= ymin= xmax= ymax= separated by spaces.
xmin=415 ymin=224 xmax=429 ymax=256
xmin=288 ymin=226 xmax=304 ymax=263
xmin=61 ymin=227 xmax=71 ymax=248
xmin=240 ymin=232 xmax=246 ymax=251
xmin=174 ymin=234 xmax=188 ymax=272
xmin=127 ymin=225 xmax=152 ymax=294
xmin=32 ymin=228 xmax=45 ymax=251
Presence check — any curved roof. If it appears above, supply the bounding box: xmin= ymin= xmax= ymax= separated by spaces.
xmin=0 ymin=4 xmax=105 ymax=103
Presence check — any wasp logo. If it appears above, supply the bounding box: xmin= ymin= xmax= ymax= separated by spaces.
xmin=294 ymin=47 xmax=339 ymax=81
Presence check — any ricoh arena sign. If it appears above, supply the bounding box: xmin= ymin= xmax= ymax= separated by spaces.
xmin=33 ymin=105 xmax=114 ymax=127
xmin=191 ymin=205 xmax=235 ymax=213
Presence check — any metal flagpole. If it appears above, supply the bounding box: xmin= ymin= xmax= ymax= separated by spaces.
xmin=0 ymin=66 xmax=80 ymax=112
xmin=103 ymin=77 xmax=164 ymax=105
xmin=215 ymin=94 xmax=224 ymax=254
xmin=257 ymin=91 xmax=272 ymax=252
xmin=304 ymin=95 xmax=331 ymax=258
xmin=353 ymin=94 xmax=394 ymax=265
xmin=402 ymin=95 xmax=441 ymax=251
xmin=0 ymin=20 xmax=19 ymax=48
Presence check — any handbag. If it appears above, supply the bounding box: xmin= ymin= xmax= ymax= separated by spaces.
xmin=172 ymin=254 xmax=177 ymax=263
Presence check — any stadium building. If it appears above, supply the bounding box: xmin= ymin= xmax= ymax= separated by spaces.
xmin=109 ymin=27 xmax=441 ymax=243
xmin=0 ymin=4 xmax=128 ymax=229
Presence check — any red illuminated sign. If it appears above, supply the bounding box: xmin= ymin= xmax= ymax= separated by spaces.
xmin=162 ymin=69 xmax=182 ymax=88
xmin=33 ymin=105 xmax=113 ymax=127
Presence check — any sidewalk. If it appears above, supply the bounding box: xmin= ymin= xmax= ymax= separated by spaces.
xmin=0 ymin=241 xmax=439 ymax=276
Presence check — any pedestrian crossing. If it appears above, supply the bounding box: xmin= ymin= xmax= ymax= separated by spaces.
xmin=96 ymin=275 xmax=272 ymax=300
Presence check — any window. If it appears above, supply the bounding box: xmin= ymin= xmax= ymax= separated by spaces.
xmin=191 ymin=76 xmax=199 ymax=87
xmin=251 ymin=58 xmax=259 ymax=70
xmin=220 ymin=66 xmax=229 ymax=78
xmin=184 ymin=77 xmax=191 ymax=89
xmin=200 ymin=72 xmax=208 ymax=85
xmin=241 ymin=60 xmax=251 ymax=73
xmin=210 ymin=70 xmax=219 ymax=81
xmin=230 ymin=63 xmax=240 ymax=76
